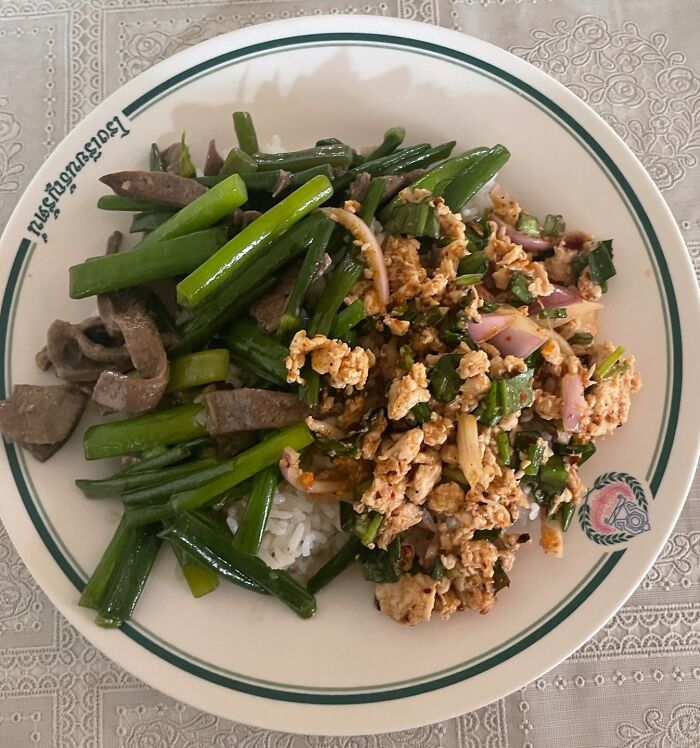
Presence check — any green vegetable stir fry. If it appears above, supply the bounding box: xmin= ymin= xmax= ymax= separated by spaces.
xmin=0 ymin=114 xmax=641 ymax=627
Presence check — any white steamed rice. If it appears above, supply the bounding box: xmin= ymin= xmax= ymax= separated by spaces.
xmin=226 ymin=482 xmax=346 ymax=579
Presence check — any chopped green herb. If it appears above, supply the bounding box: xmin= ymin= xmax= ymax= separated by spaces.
xmin=559 ymin=502 xmax=576 ymax=532
xmin=480 ymin=300 xmax=499 ymax=313
xmin=510 ymin=271 xmax=534 ymax=304
xmin=496 ymin=431 xmax=512 ymax=466
xmin=516 ymin=212 xmax=540 ymax=237
xmin=523 ymin=440 xmax=545 ymax=476
xmin=538 ymin=307 xmax=568 ymax=320
xmin=360 ymin=537 xmax=401 ymax=583
xmin=540 ymin=455 xmax=568 ymax=494
xmin=542 ymin=214 xmax=566 ymax=237
xmin=595 ymin=345 xmax=625 ymax=380
xmin=442 ymin=466 xmax=469 ymax=488
xmin=399 ymin=345 xmax=414 ymax=372
xmin=458 ymin=250 xmax=489 ymax=277
xmin=428 ymin=353 xmax=462 ymax=403
xmin=454 ymin=273 xmax=484 ymax=286
xmin=431 ymin=557 xmax=445 ymax=581
xmin=410 ymin=402 xmax=432 ymax=424
xmin=463 ymin=218 xmax=490 ymax=253
xmin=497 ymin=369 xmax=535 ymax=416
xmin=475 ymin=382 xmax=501 ymax=426
xmin=554 ymin=442 xmax=596 ymax=465
xmin=587 ymin=239 xmax=616 ymax=291
xmin=570 ymin=332 xmax=594 ymax=346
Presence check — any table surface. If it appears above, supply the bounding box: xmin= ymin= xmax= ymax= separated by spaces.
xmin=0 ymin=1 xmax=698 ymax=746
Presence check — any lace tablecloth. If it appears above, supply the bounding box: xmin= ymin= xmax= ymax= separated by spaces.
xmin=0 ymin=2 xmax=698 ymax=746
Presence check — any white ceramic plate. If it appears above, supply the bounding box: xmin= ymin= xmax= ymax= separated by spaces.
xmin=0 ymin=15 xmax=698 ymax=736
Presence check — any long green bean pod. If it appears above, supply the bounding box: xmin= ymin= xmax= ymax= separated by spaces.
xmin=361 ymin=127 xmax=406 ymax=163
xmin=79 ymin=516 xmax=131 ymax=610
xmin=356 ymin=177 xmax=386 ymax=224
xmin=172 ymin=544 xmax=220 ymax=598
xmin=121 ymin=459 xmax=232 ymax=507
xmin=232 ymin=464 xmax=278 ymax=554
xmin=442 ymin=144 xmax=510 ymax=212
xmin=254 ymin=145 xmax=353 ymax=172
xmin=83 ymin=404 xmax=207 ymax=460
xmin=160 ymin=511 xmax=316 ymax=617
xmin=332 ymin=142 xmax=431 ymax=193
xmin=95 ymin=526 xmax=161 ymax=628
xmin=277 ymin=214 xmax=335 ymax=340
xmin=126 ymin=423 xmax=313 ymax=526
xmin=307 ymin=536 xmax=361 ymax=594
xmin=221 ymin=320 xmax=290 ymax=386
xmin=379 ymin=147 xmax=490 ymax=221
xmin=138 ymin=173 xmax=247 ymax=248
xmin=176 ymin=175 xmax=333 ymax=308
xmin=97 ymin=195 xmax=173 ymax=212
xmin=69 ymin=228 xmax=227 ymax=299
xmin=115 ymin=438 xmax=211 ymax=476
xmin=76 ymin=457 xmax=220 ymax=499
xmin=233 ymin=111 xmax=259 ymax=155
xmin=166 ymin=349 xmax=230 ymax=393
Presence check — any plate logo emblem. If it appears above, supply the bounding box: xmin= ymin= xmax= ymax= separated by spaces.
xmin=579 ymin=472 xmax=650 ymax=545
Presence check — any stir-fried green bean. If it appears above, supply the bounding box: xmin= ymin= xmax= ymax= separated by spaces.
xmin=177 ymin=175 xmax=333 ymax=308
xmin=125 ymin=423 xmax=313 ymax=527
xmin=172 ymin=544 xmax=220 ymax=598
xmin=232 ymin=464 xmax=278 ymax=554
xmin=254 ymin=144 xmax=354 ymax=172
xmin=356 ymin=177 xmax=386 ymax=224
xmin=222 ymin=320 xmax=289 ymax=386
xmin=69 ymin=228 xmax=227 ymax=299
xmin=232 ymin=111 xmax=259 ymax=155
xmin=307 ymin=536 xmax=361 ymax=594
xmin=138 ymin=173 xmax=247 ymax=248
xmin=95 ymin=526 xmax=161 ymax=628
xmin=77 ymin=457 xmax=220 ymax=499
xmin=166 ymin=349 xmax=230 ymax=393
xmin=160 ymin=512 xmax=316 ymax=618
xmin=79 ymin=516 xmax=131 ymax=611
xmin=83 ymin=404 xmax=207 ymax=460
xmin=360 ymin=126 xmax=406 ymax=163
xmin=277 ymin=212 xmax=335 ymax=340
xmin=442 ymin=144 xmax=510 ymax=212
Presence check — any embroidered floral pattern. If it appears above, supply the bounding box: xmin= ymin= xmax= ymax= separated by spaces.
xmin=0 ymin=96 xmax=25 ymax=211
xmin=616 ymin=704 xmax=700 ymax=748
xmin=511 ymin=16 xmax=700 ymax=191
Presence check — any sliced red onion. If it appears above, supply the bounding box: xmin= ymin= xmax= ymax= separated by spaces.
xmin=467 ymin=313 xmax=514 ymax=343
xmin=489 ymin=315 xmax=547 ymax=358
xmin=322 ymin=207 xmax=389 ymax=306
xmin=490 ymin=215 xmax=554 ymax=253
xmin=538 ymin=285 xmax=581 ymax=308
xmin=279 ymin=447 xmax=351 ymax=495
xmin=561 ymin=373 xmax=589 ymax=433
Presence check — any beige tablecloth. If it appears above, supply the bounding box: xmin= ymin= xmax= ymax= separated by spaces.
xmin=0 ymin=1 xmax=699 ymax=745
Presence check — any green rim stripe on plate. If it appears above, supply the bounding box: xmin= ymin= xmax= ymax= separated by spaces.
xmin=0 ymin=32 xmax=680 ymax=704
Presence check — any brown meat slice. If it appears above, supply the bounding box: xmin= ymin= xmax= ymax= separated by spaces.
xmin=204 ymin=139 xmax=224 ymax=176
xmin=347 ymin=172 xmax=371 ymax=202
xmin=205 ymin=389 xmax=310 ymax=434
xmin=44 ymin=318 xmax=131 ymax=382
xmin=0 ymin=384 xmax=87 ymax=461
xmin=250 ymin=262 xmax=300 ymax=333
xmin=214 ymin=431 xmax=259 ymax=456
xmin=92 ymin=291 xmax=169 ymax=413
xmin=99 ymin=171 xmax=206 ymax=208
